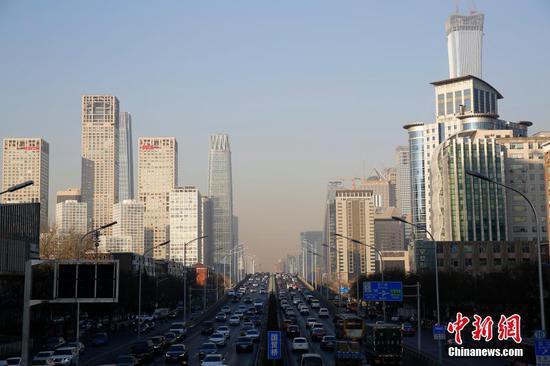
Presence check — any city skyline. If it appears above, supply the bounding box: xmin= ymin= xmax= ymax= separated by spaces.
xmin=1 ymin=1 xmax=549 ymax=270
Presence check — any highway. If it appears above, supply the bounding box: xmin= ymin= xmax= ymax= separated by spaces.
xmin=72 ymin=275 xmax=268 ymax=365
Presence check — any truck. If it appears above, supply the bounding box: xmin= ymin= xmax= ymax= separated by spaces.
xmin=334 ymin=341 xmax=363 ymax=366
xmin=364 ymin=323 xmax=403 ymax=365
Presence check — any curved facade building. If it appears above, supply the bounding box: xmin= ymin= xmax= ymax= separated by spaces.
xmin=431 ymin=130 xmax=508 ymax=241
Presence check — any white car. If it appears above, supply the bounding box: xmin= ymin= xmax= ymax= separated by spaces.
xmin=306 ymin=318 xmax=317 ymax=328
xmin=216 ymin=326 xmax=230 ymax=339
xmin=318 ymin=308 xmax=329 ymax=318
xmin=201 ymin=353 xmax=227 ymax=366
xmin=51 ymin=347 xmax=78 ymax=365
xmin=228 ymin=316 xmax=240 ymax=326
xmin=299 ymin=353 xmax=324 ymax=366
xmin=33 ymin=351 xmax=55 ymax=363
xmin=208 ymin=333 xmax=226 ymax=346
xmin=311 ymin=300 xmax=320 ymax=309
xmin=245 ymin=329 xmax=260 ymax=342
xmin=292 ymin=337 xmax=309 ymax=352
xmin=234 ymin=311 xmax=244 ymax=319
xmin=5 ymin=358 xmax=23 ymax=366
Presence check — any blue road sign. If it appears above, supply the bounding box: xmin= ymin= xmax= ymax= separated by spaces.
xmin=267 ymin=331 xmax=281 ymax=360
xmin=536 ymin=330 xmax=547 ymax=340
xmin=340 ymin=287 xmax=349 ymax=294
xmin=433 ymin=325 xmax=446 ymax=340
xmin=535 ymin=339 xmax=550 ymax=366
xmin=363 ymin=281 xmax=403 ymax=302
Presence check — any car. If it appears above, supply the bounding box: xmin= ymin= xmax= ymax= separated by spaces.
xmin=245 ymin=329 xmax=260 ymax=342
xmin=234 ymin=311 xmax=244 ymax=319
xmin=402 ymin=322 xmax=416 ymax=336
xmin=311 ymin=300 xmax=320 ymax=309
xmin=311 ymin=327 xmax=326 ymax=341
xmin=242 ymin=320 xmax=254 ymax=328
xmin=164 ymin=332 xmax=178 ymax=345
xmin=51 ymin=347 xmax=78 ymax=365
xmin=148 ymin=336 xmax=165 ymax=353
xmin=320 ymin=335 xmax=336 ymax=350
xmin=169 ymin=322 xmax=188 ymax=338
xmin=198 ymin=342 xmax=218 ymax=360
xmin=32 ymin=351 xmax=55 ymax=363
xmin=131 ymin=340 xmax=154 ymax=362
xmin=45 ymin=337 xmax=66 ymax=350
xmin=228 ymin=316 xmax=240 ymax=326
xmin=115 ymin=354 xmax=139 ymax=366
xmin=5 ymin=359 xmax=23 ymax=366
xmin=209 ymin=333 xmax=226 ymax=346
xmin=240 ymin=325 xmax=254 ymax=336
xmin=202 ymin=321 xmax=215 ymax=335
xmin=299 ymin=353 xmax=324 ymax=366
xmin=286 ymin=325 xmax=300 ymax=338
xmin=66 ymin=342 xmax=85 ymax=355
xmin=215 ymin=312 xmax=227 ymax=322
xmin=216 ymin=326 xmax=230 ymax=339
xmin=318 ymin=308 xmax=329 ymax=318
xmin=306 ymin=318 xmax=317 ymax=329
xmin=299 ymin=307 xmax=310 ymax=316
xmin=221 ymin=306 xmax=231 ymax=314
xmin=292 ymin=337 xmax=309 ymax=352
xmin=243 ymin=296 xmax=253 ymax=304
xmin=201 ymin=354 xmax=226 ymax=366
xmin=231 ymin=296 xmax=240 ymax=303
xmin=92 ymin=332 xmax=108 ymax=346
xmin=164 ymin=344 xmax=188 ymax=364
xmin=235 ymin=336 xmax=254 ymax=353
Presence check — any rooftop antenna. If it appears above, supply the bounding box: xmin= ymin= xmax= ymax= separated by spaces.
xmin=454 ymin=0 xmax=460 ymax=14
xmin=470 ymin=0 xmax=478 ymax=14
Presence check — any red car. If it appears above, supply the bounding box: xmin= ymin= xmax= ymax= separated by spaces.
xmin=311 ymin=327 xmax=326 ymax=341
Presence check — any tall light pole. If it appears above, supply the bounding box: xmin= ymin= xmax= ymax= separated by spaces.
xmin=322 ymin=243 xmax=343 ymax=309
xmin=76 ymin=221 xmax=117 ymax=363
xmin=0 ymin=180 xmax=34 ymax=195
xmin=138 ymin=240 xmax=169 ymax=339
xmin=301 ymin=240 xmax=315 ymax=286
xmin=392 ymin=215 xmax=442 ymax=364
xmin=466 ymin=169 xmax=546 ymax=333
xmin=334 ymin=233 xmax=386 ymax=320
xmin=182 ymin=236 xmax=207 ymax=323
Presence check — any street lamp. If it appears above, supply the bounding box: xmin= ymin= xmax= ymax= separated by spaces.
xmin=181 ymin=235 xmax=207 ymax=323
xmin=334 ymin=233 xmax=386 ymax=321
xmin=322 ymin=243 xmax=343 ymax=309
xmin=466 ymin=169 xmax=546 ymax=333
xmin=76 ymin=221 xmax=117 ymax=364
xmin=138 ymin=240 xmax=169 ymax=339
xmin=392 ymin=215 xmax=442 ymax=364
xmin=0 ymin=180 xmax=34 ymax=195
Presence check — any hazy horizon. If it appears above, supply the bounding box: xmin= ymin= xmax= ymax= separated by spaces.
xmin=1 ymin=0 xmax=550 ymax=271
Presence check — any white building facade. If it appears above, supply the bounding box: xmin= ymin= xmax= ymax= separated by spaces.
xmin=113 ymin=199 xmax=144 ymax=254
xmin=55 ymin=200 xmax=88 ymax=235
xmin=170 ymin=186 xmax=202 ymax=266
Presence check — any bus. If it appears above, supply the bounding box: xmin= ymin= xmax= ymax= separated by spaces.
xmin=334 ymin=313 xmax=364 ymax=341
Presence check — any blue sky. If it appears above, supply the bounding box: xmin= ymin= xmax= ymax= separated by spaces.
xmin=1 ymin=0 xmax=549 ymax=270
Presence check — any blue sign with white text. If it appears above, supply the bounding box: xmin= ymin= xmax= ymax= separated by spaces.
xmin=363 ymin=281 xmax=403 ymax=302
xmin=267 ymin=331 xmax=281 ymax=360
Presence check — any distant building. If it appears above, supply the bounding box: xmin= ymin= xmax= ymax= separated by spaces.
xmin=118 ymin=111 xmax=134 ymax=201
xmin=56 ymin=188 xmax=81 ymax=203
xmin=138 ymin=137 xmax=178 ymax=258
xmin=380 ymin=250 xmax=410 ymax=273
xmin=99 ymin=235 xmax=132 ymax=253
xmin=2 ymin=138 xmax=49 ymax=232
xmin=544 ymin=142 xmax=550 ymax=255
xmin=395 ymin=146 xmax=411 ymax=216
xmin=300 ymin=231 xmax=323 ymax=284
xmin=374 ymin=207 xmax=404 ymax=251
xmin=55 ymin=200 xmax=88 ymax=235
xmin=446 ymin=12 xmax=484 ymax=79
xmin=334 ymin=190 xmax=376 ymax=284
xmin=112 ymin=199 xmax=144 ymax=254
xmin=363 ymin=173 xmax=393 ymax=209
xmin=81 ymin=95 xmax=120 ymax=234
xmin=201 ymin=196 xmax=213 ymax=266
xmin=170 ymin=186 xmax=202 ymax=266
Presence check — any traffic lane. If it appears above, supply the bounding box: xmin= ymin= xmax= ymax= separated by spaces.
xmin=402 ymin=328 xmax=509 ymax=366
xmin=293 ymin=309 xmax=335 ymax=366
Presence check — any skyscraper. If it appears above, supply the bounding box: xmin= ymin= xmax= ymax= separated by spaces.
xmin=81 ymin=95 xmax=120 ymax=234
xmin=395 ymin=146 xmax=411 ymax=215
xmin=446 ymin=12 xmax=484 ymax=79
xmin=201 ymin=195 xmax=213 ymax=266
xmin=112 ymin=199 xmax=144 ymax=254
xmin=208 ymin=134 xmax=234 ymax=274
xmin=118 ymin=111 xmax=134 ymax=201
xmin=170 ymin=186 xmax=202 ymax=266
xmin=138 ymin=137 xmax=178 ymax=258
xmin=2 ymin=138 xmax=49 ymax=232
xmin=56 ymin=188 xmax=81 ymax=203
xmin=334 ymin=190 xmax=376 ymax=284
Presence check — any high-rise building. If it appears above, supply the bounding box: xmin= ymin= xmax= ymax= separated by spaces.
xmin=300 ymin=231 xmax=323 ymax=284
xmin=55 ymin=200 xmax=88 ymax=235
xmin=2 ymin=138 xmax=49 ymax=232
xmin=169 ymin=186 xmax=202 ymax=266
xmin=56 ymin=188 xmax=81 ymax=203
xmin=201 ymin=196 xmax=213 ymax=266
xmin=498 ymin=132 xmax=550 ymax=244
xmin=446 ymin=12 xmax=484 ymax=79
xmin=363 ymin=173 xmax=392 ymax=209
xmin=374 ymin=207 xmax=405 ymax=251
xmin=112 ymin=199 xmax=144 ymax=254
xmin=323 ymin=180 xmax=346 ymax=280
xmin=138 ymin=137 xmax=178 ymax=258
xmin=334 ymin=190 xmax=376 ymax=284
xmin=395 ymin=146 xmax=411 ymax=215
xmin=208 ymin=134 xmax=234 ymax=273
xmin=431 ymin=129 xmax=510 ymax=241
xmin=118 ymin=111 xmax=134 ymax=201
xmin=99 ymin=236 xmax=132 ymax=253
xmin=81 ymin=95 xmax=120 ymax=234
xmin=544 ymin=142 xmax=550 ymax=255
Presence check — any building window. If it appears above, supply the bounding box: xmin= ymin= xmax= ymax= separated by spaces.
xmin=479 ymin=90 xmax=485 ymax=112
xmin=480 ymin=258 xmax=487 ymax=266
xmin=438 ymin=94 xmax=445 ymax=116
xmin=465 ymin=258 xmax=473 ymax=267
xmin=507 ymin=243 xmax=515 ymax=253
xmin=492 ymin=243 xmax=500 ymax=253
xmin=454 ymin=90 xmax=462 ymax=113
xmin=473 ymin=89 xmax=479 ymax=112
xmin=494 ymin=258 xmax=502 ymax=266
xmin=464 ymin=89 xmax=471 ymax=111
xmin=446 ymin=92 xmax=454 ymax=115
